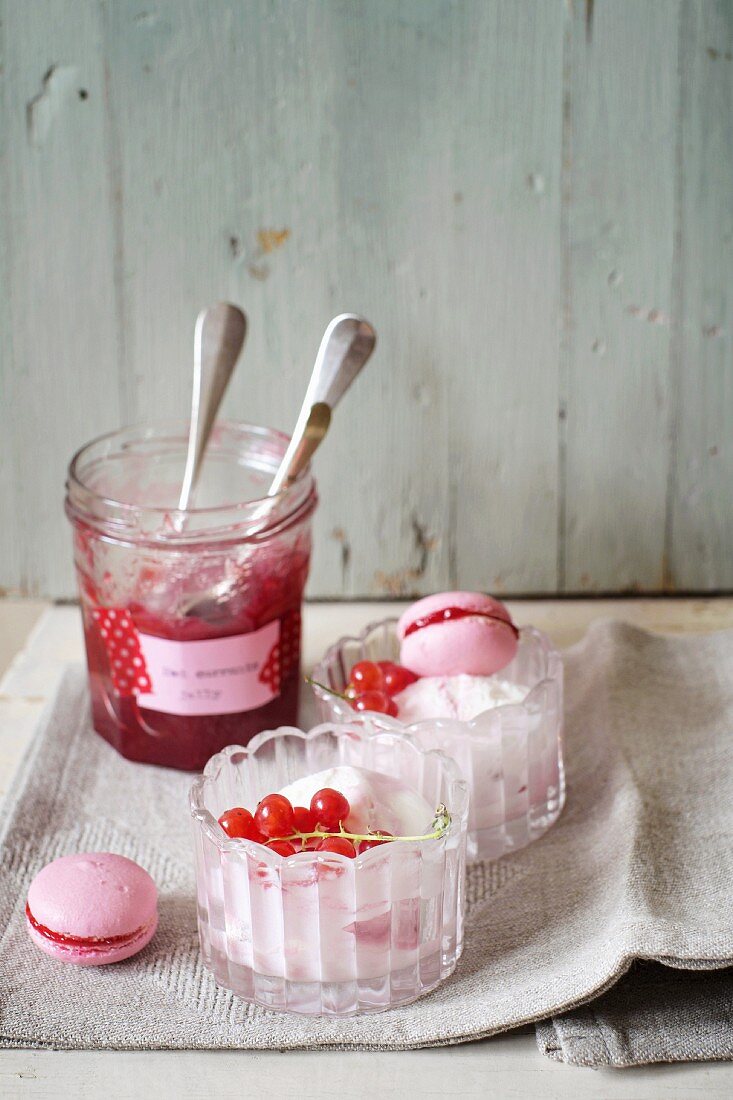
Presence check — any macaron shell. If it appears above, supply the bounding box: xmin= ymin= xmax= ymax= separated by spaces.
xmin=27 ymin=852 xmax=157 ymax=943
xmin=26 ymin=911 xmax=158 ymax=966
xmin=398 ymin=592 xmax=518 ymax=677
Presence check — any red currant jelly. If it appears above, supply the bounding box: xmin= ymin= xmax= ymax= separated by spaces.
xmin=66 ymin=421 xmax=317 ymax=771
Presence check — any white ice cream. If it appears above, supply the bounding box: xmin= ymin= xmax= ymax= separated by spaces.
xmin=394 ymin=673 xmax=527 ymax=724
xmin=278 ymin=765 xmax=433 ymax=836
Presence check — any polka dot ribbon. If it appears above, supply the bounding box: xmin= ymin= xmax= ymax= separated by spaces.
xmin=258 ymin=609 xmax=301 ymax=694
xmin=91 ymin=608 xmax=152 ymax=697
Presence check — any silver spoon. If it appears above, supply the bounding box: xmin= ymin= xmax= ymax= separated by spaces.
xmin=180 ymin=316 xmax=374 ymax=619
xmin=268 ymin=314 xmax=376 ymax=496
xmin=178 ymin=303 xmax=247 ymax=512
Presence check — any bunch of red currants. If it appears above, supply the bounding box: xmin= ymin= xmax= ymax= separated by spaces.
xmin=218 ymin=787 xmax=393 ymax=859
xmin=344 ymin=659 xmax=418 ymax=717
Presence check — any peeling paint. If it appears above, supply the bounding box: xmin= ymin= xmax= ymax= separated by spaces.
xmin=257 ymin=228 xmax=290 ymax=253
xmin=134 ymin=11 xmax=161 ymax=27
xmin=607 ymin=269 xmax=623 ymax=288
xmin=331 ymin=527 xmax=351 ymax=585
xmin=373 ymin=567 xmax=424 ymax=597
xmin=626 ymin=305 xmax=669 ymax=325
xmin=527 ymin=172 xmax=545 ymax=194
xmin=591 ymin=339 xmax=606 ymax=355
xmin=230 ymin=228 xmax=290 ymax=281
xmin=26 ymin=65 xmax=78 ymax=146
xmin=248 ymin=263 xmax=270 ymax=281
xmin=661 ymin=553 xmax=676 ymax=592
xmin=374 ymin=516 xmax=438 ymax=596
xmin=412 ymin=381 xmax=432 ymax=407
xmin=585 ymin=0 xmax=594 ymax=43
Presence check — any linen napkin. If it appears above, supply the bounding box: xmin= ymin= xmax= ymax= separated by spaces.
xmin=536 ymin=960 xmax=733 ymax=1066
xmin=0 ymin=620 xmax=731 ymax=1057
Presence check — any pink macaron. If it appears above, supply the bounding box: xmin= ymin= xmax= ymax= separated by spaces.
xmin=397 ymin=591 xmax=519 ymax=677
xmin=26 ymin=852 xmax=158 ymax=966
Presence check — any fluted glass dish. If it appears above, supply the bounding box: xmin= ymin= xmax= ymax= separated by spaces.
xmin=190 ymin=721 xmax=468 ymax=1016
xmin=311 ymin=620 xmax=564 ymax=862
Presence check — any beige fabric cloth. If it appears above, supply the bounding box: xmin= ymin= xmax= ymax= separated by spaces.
xmin=0 ymin=621 xmax=731 ymax=1055
xmin=536 ymin=960 xmax=733 ymax=1067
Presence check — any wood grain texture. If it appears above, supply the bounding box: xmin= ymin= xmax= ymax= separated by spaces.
xmin=562 ymin=0 xmax=681 ymax=593
xmin=668 ymin=0 xmax=733 ymax=589
xmin=0 ymin=0 xmax=121 ymax=597
xmin=0 ymin=0 xmax=730 ymax=599
xmin=448 ymin=1 xmax=564 ymax=596
xmin=0 ymin=9 xmax=18 ymax=597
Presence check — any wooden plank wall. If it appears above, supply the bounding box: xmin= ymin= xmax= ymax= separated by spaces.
xmin=0 ymin=0 xmax=730 ymax=600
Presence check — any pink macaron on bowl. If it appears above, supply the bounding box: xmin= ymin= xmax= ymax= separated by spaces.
xmin=189 ymin=720 xmax=468 ymax=1016
xmin=310 ymin=605 xmax=565 ymax=864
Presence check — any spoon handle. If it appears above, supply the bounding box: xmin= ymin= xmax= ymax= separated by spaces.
xmin=271 ymin=402 xmax=331 ymax=493
xmin=269 ymin=314 xmax=375 ymax=495
xmin=178 ymin=303 xmax=247 ymax=511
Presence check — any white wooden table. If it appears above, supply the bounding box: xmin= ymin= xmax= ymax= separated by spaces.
xmin=1 ymin=598 xmax=733 ymax=1099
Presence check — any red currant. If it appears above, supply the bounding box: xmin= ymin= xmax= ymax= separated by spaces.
xmin=265 ymin=839 xmax=297 ymax=857
xmin=218 ymin=807 xmax=263 ymax=841
xmin=310 ymin=788 xmax=351 ymax=830
xmin=317 ymin=836 xmax=357 ymax=858
xmin=352 ymin=690 xmax=399 ymax=717
xmin=254 ymin=794 xmax=295 ymax=839
xmin=292 ymin=805 xmax=317 ymax=833
xmin=378 ymin=661 xmax=419 ymax=696
xmin=350 ymin=660 xmax=385 ymax=692
xmin=356 ymin=831 xmax=394 ymax=854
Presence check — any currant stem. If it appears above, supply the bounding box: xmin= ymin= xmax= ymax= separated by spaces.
xmin=268 ymin=804 xmax=452 ymax=846
xmin=304 ymin=675 xmax=349 ymax=702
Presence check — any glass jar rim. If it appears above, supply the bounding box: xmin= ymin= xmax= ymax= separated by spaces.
xmin=65 ymin=418 xmax=317 ymax=546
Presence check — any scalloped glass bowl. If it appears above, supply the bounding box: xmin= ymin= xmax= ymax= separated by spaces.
xmin=311 ymin=620 xmax=565 ymax=863
xmin=190 ymin=720 xmax=468 ymax=1016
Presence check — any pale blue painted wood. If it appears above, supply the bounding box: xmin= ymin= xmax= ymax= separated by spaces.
xmin=668 ymin=0 xmax=733 ymax=590
xmin=562 ymin=0 xmax=681 ymax=593
xmin=0 ymin=0 xmax=730 ymax=599
xmin=0 ymin=0 xmax=121 ymax=597
xmin=101 ymin=0 xmax=567 ymax=599
xmin=447 ymin=1 xmax=565 ymax=596
xmin=0 ymin=10 xmax=18 ymax=596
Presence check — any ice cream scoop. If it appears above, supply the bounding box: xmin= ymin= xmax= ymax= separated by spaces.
xmin=278 ymin=765 xmax=433 ymax=836
xmin=397 ymin=591 xmax=519 ymax=677
xmin=394 ymin=673 xmax=527 ymax=724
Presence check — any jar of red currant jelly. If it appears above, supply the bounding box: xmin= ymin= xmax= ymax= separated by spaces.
xmin=65 ymin=420 xmax=317 ymax=771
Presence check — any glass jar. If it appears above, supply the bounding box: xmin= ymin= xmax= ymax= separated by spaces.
xmin=65 ymin=420 xmax=317 ymax=771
